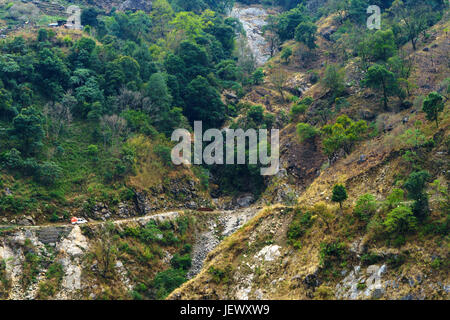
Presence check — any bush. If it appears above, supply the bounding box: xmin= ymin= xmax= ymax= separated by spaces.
xmin=0 ymin=259 xmax=10 ymax=298
xmin=35 ymin=162 xmax=63 ymax=186
xmin=2 ymin=148 xmax=22 ymax=169
xmin=360 ymin=253 xmax=382 ymax=266
xmin=383 ymin=206 xmax=417 ymax=235
xmin=181 ymin=243 xmax=192 ymax=254
xmin=281 ymin=47 xmax=293 ymax=63
xmin=291 ymin=104 xmax=308 ymax=118
xmin=22 ymin=158 xmax=39 ymax=176
xmin=332 ymin=184 xmax=348 ymax=209
xmin=252 ymin=68 xmax=265 ymax=85
xmin=384 ymin=188 xmax=405 ymax=210
xmin=170 ymin=253 xmax=191 ymax=270
xmin=357 ymin=283 xmax=366 ymax=290
xmin=154 ymin=144 xmax=172 ymax=166
xmin=87 ymin=144 xmax=99 ymax=157
xmin=319 ymin=241 xmax=346 ymax=269
xmin=287 ymin=210 xmax=313 ymax=243
xmin=404 ymin=171 xmax=431 ymax=200
xmin=322 ymin=64 xmax=345 ymax=98
xmin=152 ymin=268 xmax=187 ymax=299
xmin=296 ymin=123 xmax=318 ymax=142
xmin=308 ymin=70 xmax=319 ymax=84
xmin=208 ymin=266 xmax=231 ymax=284
xmin=354 ymin=194 xmax=377 ymax=222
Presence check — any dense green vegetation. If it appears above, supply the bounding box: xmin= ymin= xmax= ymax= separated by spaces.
xmin=0 ymin=0 xmax=277 ymax=220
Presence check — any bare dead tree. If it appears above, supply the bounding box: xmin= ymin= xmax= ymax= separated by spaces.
xmin=263 ymin=15 xmax=280 ymax=58
xmin=270 ymin=68 xmax=289 ymax=102
xmin=235 ymin=36 xmax=256 ymax=77
xmin=115 ymin=87 xmax=144 ymax=112
xmin=43 ymin=101 xmax=73 ymax=139
xmin=100 ymin=114 xmax=127 ymax=150
xmin=93 ymin=222 xmax=117 ymax=279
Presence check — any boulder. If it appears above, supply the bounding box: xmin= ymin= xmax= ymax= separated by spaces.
xmin=235 ymin=193 xmax=255 ymax=208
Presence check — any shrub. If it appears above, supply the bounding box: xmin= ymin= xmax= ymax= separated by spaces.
xmin=287 ymin=210 xmax=313 ymax=243
xmin=319 ymin=241 xmax=346 ymax=269
xmin=193 ymin=166 xmax=209 ymax=190
xmin=386 ymin=254 xmax=406 ymax=268
xmin=360 ymin=253 xmax=382 ymax=266
xmin=35 ymin=162 xmax=63 ymax=186
xmin=422 ymin=92 xmax=444 ymax=127
xmin=321 ymin=115 xmax=368 ymax=157
xmin=383 ymin=206 xmax=417 ymax=235
xmin=87 ymin=144 xmax=99 ymax=157
xmin=181 ymin=243 xmax=192 ymax=255
xmin=301 ymin=97 xmax=314 ymax=106
xmin=152 ymin=268 xmax=187 ymax=299
xmin=431 ymin=258 xmax=444 ymax=270
xmin=332 ymin=184 xmax=348 ymax=210
xmin=296 ymin=123 xmax=318 ymax=142
xmin=247 ymin=105 xmax=264 ymax=124
xmin=354 ymin=194 xmax=377 ymax=222
xmin=404 ymin=171 xmax=431 ymax=220
xmin=252 ymin=68 xmax=265 ymax=85
xmin=21 ymin=252 xmax=40 ymax=289
xmin=404 ymin=171 xmax=431 ymax=200
xmin=0 ymin=259 xmax=10 ymax=298
xmin=170 ymin=253 xmax=191 ymax=270
xmin=357 ymin=283 xmax=366 ymax=290
xmin=208 ymin=266 xmax=231 ymax=284
xmin=153 ymin=144 xmax=172 ymax=166
xmin=313 ymin=285 xmax=334 ymax=299
xmin=2 ymin=148 xmax=22 ymax=169
xmin=335 ymin=97 xmax=349 ymax=111
xmin=322 ymin=64 xmax=345 ymax=98
xmin=22 ymin=158 xmax=39 ymax=176
xmin=290 ymin=104 xmax=308 ymax=118
xmin=308 ymin=70 xmax=320 ymax=84
xmin=384 ymin=188 xmax=405 ymax=210
xmin=281 ymin=47 xmax=293 ymax=63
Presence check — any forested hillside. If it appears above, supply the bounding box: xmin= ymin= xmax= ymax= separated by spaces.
xmin=0 ymin=0 xmax=448 ymax=300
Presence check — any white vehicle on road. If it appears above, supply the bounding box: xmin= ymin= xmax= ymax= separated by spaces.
xmin=71 ymin=217 xmax=88 ymax=225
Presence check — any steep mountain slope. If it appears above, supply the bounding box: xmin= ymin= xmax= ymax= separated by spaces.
xmin=167 ymin=7 xmax=450 ymax=300
xmin=0 ymin=0 xmax=448 ymax=301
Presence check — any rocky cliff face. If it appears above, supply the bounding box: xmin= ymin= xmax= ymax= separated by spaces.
xmin=231 ymin=4 xmax=280 ymax=66
xmin=0 ymin=206 xmax=262 ymax=299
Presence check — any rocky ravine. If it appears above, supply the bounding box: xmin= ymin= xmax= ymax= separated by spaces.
xmin=231 ymin=4 xmax=276 ymax=66
xmin=187 ymin=207 xmax=259 ymax=279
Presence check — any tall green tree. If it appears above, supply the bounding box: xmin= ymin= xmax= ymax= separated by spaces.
xmin=332 ymin=184 xmax=348 ymax=211
xmin=10 ymin=106 xmax=45 ymax=156
xmin=294 ymin=21 xmax=317 ymax=49
xmin=151 ymin=0 xmax=174 ymax=38
xmin=404 ymin=170 xmax=431 ymax=221
xmin=391 ymin=1 xmax=433 ymax=51
xmin=184 ymin=76 xmax=226 ymax=128
xmin=276 ymin=4 xmax=308 ymax=41
xmin=364 ymin=64 xmax=398 ymax=110
xmin=321 ymin=115 xmax=368 ymax=158
xmin=422 ymin=92 xmax=445 ymax=127
xmin=322 ymin=64 xmax=345 ymax=98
